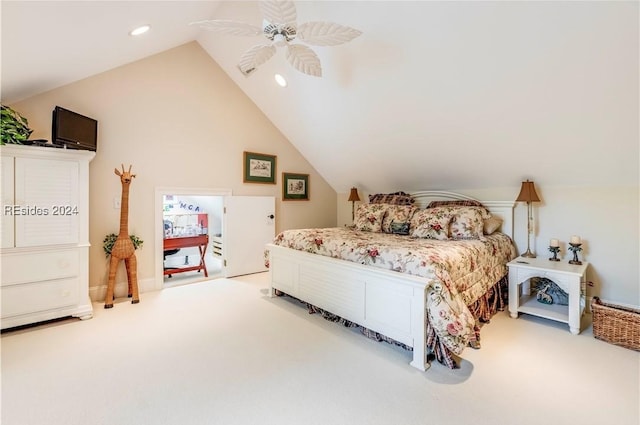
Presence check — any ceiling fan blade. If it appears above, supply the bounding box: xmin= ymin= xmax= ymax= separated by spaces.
xmin=238 ymin=44 xmax=277 ymax=76
xmin=260 ymin=0 xmax=297 ymax=26
xmin=297 ymin=22 xmax=362 ymax=46
xmin=190 ymin=20 xmax=262 ymax=37
xmin=286 ymin=44 xmax=322 ymax=77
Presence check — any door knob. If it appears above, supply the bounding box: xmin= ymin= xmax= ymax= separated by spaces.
xmin=267 ymin=214 xmax=275 ymax=219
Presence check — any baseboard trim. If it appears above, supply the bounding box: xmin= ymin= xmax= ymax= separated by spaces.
xmin=89 ymin=277 xmax=157 ymax=303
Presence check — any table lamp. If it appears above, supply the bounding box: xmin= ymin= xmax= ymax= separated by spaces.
xmin=516 ymin=180 xmax=540 ymax=258
xmin=348 ymin=187 xmax=360 ymax=222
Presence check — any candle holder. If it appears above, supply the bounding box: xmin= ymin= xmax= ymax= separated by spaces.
xmin=548 ymin=246 xmax=560 ymax=261
xmin=568 ymin=243 xmax=582 ymax=265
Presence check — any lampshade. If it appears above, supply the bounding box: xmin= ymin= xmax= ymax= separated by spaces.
xmin=348 ymin=187 xmax=360 ymax=202
xmin=516 ymin=180 xmax=540 ymax=203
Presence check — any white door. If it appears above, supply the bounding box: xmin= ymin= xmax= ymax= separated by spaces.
xmin=223 ymin=196 xmax=275 ymax=278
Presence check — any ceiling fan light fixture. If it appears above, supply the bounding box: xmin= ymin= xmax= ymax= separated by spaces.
xmin=191 ymin=0 xmax=361 ymax=78
xmin=129 ymin=25 xmax=151 ymax=36
xmin=272 ymin=33 xmax=288 ymax=46
xmin=274 ymin=74 xmax=288 ymax=87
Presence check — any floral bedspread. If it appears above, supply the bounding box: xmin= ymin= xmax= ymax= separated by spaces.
xmin=270 ymin=227 xmax=516 ymax=355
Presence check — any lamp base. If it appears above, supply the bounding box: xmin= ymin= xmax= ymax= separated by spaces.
xmin=521 ymin=249 xmax=536 ymax=258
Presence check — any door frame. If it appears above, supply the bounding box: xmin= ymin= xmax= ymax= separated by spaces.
xmin=154 ymin=186 xmax=232 ymax=291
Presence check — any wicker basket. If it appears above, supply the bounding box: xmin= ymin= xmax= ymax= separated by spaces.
xmin=591 ymin=297 xmax=640 ymax=351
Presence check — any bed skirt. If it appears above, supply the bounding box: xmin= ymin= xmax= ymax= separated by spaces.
xmin=275 ymin=274 xmax=508 ymax=369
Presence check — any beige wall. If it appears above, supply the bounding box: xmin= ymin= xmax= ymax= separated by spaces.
xmin=11 ymin=42 xmax=337 ymax=291
xmin=338 ymin=185 xmax=639 ymax=306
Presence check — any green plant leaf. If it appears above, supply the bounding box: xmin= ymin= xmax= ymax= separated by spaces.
xmin=1 ymin=105 xmax=33 ymax=145
xmin=103 ymin=233 xmax=144 ymax=257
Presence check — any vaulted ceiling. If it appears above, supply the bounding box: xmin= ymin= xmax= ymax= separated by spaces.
xmin=2 ymin=1 xmax=638 ymax=193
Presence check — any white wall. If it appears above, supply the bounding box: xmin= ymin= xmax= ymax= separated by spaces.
xmin=466 ymin=184 xmax=639 ymax=306
xmin=204 ymin=1 xmax=639 ymax=196
xmin=338 ymin=184 xmax=639 ymax=306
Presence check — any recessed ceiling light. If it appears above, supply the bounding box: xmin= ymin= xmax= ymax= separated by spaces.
xmin=274 ymin=74 xmax=287 ymax=87
xmin=130 ymin=25 xmax=151 ymax=36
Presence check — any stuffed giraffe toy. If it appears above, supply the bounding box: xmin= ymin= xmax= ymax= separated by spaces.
xmin=104 ymin=164 xmax=139 ymax=308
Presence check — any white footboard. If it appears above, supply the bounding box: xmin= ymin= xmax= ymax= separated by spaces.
xmin=267 ymin=243 xmax=430 ymax=371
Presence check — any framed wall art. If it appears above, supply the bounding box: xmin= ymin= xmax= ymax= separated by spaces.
xmin=243 ymin=151 xmax=277 ymax=184
xmin=282 ymin=172 xmax=309 ymax=201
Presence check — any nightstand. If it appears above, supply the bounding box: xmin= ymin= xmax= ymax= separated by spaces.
xmin=507 ymin=257 xmax=589 ymax=334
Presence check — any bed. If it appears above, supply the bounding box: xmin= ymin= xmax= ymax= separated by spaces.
xmin=266 ymin=191 xmax=516 ymax=371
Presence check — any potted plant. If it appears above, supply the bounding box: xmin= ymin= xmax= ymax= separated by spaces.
xmin=103 ymin=233 xmax=144 ymax=257
xmin=1 ymin=105 xmax=33 ymax=145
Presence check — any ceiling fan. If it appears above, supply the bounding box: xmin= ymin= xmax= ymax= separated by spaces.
xmin=190 ymin=0 xmax=362 ymax=77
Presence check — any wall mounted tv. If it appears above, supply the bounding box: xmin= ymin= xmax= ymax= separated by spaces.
xmin=52 ymin=106 xmax=98 ymax=152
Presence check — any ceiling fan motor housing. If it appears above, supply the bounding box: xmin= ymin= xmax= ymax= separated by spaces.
xmin=263 ymin=21 xmax=297 ymax=44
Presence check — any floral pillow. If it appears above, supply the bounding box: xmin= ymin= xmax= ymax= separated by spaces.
xmin=410 ymin=209 xmax=452 ymax=240
xmin=354 ymin=204 xmax=387 ymax=232
xmin=382 ymin=204 xmax=417 ymax=233
xmin=483 ymin=216 xmax=503 ymax=235
xmin=446 ymin=206 xmax=487 ymax=240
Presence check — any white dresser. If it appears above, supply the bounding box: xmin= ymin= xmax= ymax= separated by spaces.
xmin=1 ymin=145 xmax=95 ymax=329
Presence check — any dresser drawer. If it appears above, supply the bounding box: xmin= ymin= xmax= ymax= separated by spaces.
xmin=1 ymin=250 xmax=79 ymax=286
xmin=1 ymin=277 xmax=80 ymax=317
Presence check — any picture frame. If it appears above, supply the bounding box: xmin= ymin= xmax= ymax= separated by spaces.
xmin=243 ymin=151 xmax=277 ymax=184
xmin=282 ymin=172 xmax=309 ymax=201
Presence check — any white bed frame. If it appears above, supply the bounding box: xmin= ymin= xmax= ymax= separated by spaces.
xmin=268 ymin=191 xmax=514 ymax=371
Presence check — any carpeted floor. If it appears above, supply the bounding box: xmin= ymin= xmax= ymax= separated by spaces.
xmin=2 ymin=272 xmax=638 ymax=425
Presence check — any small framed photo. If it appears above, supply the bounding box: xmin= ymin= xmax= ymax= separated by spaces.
xmin=243 ymin=151 xmax=277 ymax=184
xmin=282 ymin=172 xmax=309 ymax=201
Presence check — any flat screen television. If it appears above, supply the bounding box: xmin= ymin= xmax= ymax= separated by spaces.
xmin=52 ymin=106 xmax=98 ymax=151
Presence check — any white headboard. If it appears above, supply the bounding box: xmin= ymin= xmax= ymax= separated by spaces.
xmin=410 ymin=191 xmax=515 ymax=239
